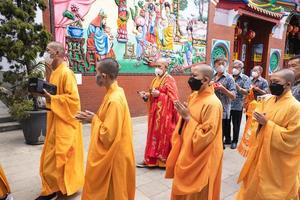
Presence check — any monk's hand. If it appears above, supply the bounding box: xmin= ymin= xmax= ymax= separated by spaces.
xmin=42 ymin=89 xmax=51 ymax=103
xmin=253 ymin=112 xmax=268 ymax=126
xmin=75 ymin=110 xmax=95 ymax=123
xmin=174 ymin=101 xmax=190 ymax=121
xmin=151 ymin=89 xmax=160 ymax=98
xmin=138 ymin=91 xmax=147 ymax=98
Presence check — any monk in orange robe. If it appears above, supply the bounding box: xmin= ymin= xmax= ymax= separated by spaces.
xmin=137 ymin=58 xmax=179 ymax=168
xmin=236 ymin=69 xmax=300 ymax=200
xmin=166 ymin=64 xmax=223 ymax=200
xmin=35 ymin=42 xmax=84 ymax=200
xmin=0 ymin=166 xmax=13 ymax=200
xmin=76 ymin=58 xmax=135 ymax=200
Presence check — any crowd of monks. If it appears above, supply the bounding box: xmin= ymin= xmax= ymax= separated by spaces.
xmin=0 ymin=41 xmax=300 ymax=200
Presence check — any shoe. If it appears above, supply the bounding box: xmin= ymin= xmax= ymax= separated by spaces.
xmin=224 ymin=141 xmax=231 ymax=145
xmin=231 ymin=142 xmax=237 ymax=149
xmin=136 ymin=161 xmax=147 ymax=168
xmin=35 ymin=193 xmax=57 ymax=200
xmin=223 ymin=144 xmax=225 ymax=150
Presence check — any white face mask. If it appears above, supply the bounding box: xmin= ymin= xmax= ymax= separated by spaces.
xmin=252 ymin=71 xmax=259 ymax=78
xmin=232 ymin=68 xmax=240 ymax=76
xmin=155 ymin=68 xmax=164 ymax=76
xmin=216 ymin=65 xmax=225 ymax=73
xmin=43 ymin=52 xmax=54 ymax=65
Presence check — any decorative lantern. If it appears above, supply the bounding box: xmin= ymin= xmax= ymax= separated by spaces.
xmin=247 ymin=30 xmax=256 ymax=42
xmin=292 ymin=26 xmax=299 ymax=35
xmin=287 ymin=25 xmax=293 ymax=33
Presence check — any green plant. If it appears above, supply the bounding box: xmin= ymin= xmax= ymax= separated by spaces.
xmin=0 ymin=0 xmax=51 ymax=121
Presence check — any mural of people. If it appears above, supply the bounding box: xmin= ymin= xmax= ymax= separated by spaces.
xmin=87 ymin=10 xmax=115 ymax=60
xmin=63 ymin=0 xmax=208 ymax=74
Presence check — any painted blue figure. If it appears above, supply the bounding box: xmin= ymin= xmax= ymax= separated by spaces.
xmin=87 ymin=10 xmax=115 ymax=59
xmin=135 ymin=25 xmax=146 ymax=60
xmin=182 ymin=26 xmax=194 ymax=67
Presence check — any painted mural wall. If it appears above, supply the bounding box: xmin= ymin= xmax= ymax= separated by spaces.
xmin=55 ymin=0 xmax=209 ymax=74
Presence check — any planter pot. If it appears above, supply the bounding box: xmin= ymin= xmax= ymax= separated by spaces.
xmin=21 ymin=110 xmax=47 ymax=145
xmin=67 ymin=26 xmax=84 ymax=38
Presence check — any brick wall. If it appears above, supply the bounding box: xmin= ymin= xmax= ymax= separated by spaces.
xmin=78 ymin=75 xmax=191 ymax=117
xmin=206 ymin=4 xmax=235 ymax=70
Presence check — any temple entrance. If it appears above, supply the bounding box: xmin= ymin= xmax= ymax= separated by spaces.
xmin=284 ymin=14 xmax=300 ymax=65
xmin=233 ymin=15 xmax=276 ymax=77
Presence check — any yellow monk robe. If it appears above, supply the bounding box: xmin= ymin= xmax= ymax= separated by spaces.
xmin=0 ymin=166 xmax=10 ymax=197
xmin=237 ymin=100 xmax=258 ymax=157
xmin=166 ymin=85 xmax=223 ymax=200
xmin=236 ymin=91 xmax=300 ymax=200
xmin=40 ymin=62 xmax=84 ymax=196
xmin=82 ymin=82 xmax=135 ymax=200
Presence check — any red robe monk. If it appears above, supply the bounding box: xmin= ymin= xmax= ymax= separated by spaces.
xmin=236 ymin=69 xmax=300 ymax=200
xmin=166 ymin=64 xmax=223 ymax=200
xmin=138 ymin=59 xmax=179 ymax=167
xmin=37 ymin=42 xmax=84 ymax=200
xmin=77 ymin=58 xmax=135 ymax=200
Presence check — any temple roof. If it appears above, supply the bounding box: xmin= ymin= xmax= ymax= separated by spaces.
xmin=223 ymin=0 xmax=299 ymax=19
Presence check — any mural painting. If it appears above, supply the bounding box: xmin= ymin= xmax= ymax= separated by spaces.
xmin=56 ymin=0 xmax=209 ymax=74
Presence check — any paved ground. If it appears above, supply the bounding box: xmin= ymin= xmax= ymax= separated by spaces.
xmin=0 ymin=116 xmax=246 ymax=200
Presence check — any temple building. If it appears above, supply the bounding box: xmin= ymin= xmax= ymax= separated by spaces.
xmin=43 ymin=0 xmax=300 ymax=116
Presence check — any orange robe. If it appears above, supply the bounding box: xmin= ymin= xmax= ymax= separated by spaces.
xmin=236 ymin=91 xmax=300 ymax=200
xmin=166 ymin=85 xmax=223 ymax=200
xmin=82 ymin=82 xmax=135 ymax=200
xmin=40 ymin=62 xmax=84 ymax=195
xmin=0 ymin=166 xmax=10 ymax=197
xmin=237 ymin=100 xmax=258 ymax=157
xmin=144 ymin=73 xmax=179 ymax=167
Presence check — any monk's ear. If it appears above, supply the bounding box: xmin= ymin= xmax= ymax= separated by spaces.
xmin=203 ymin=77 xmax=210 ymax=84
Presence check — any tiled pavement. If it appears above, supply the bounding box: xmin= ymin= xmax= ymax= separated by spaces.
xmin=0 ymin=116 xmax=245 ymax=200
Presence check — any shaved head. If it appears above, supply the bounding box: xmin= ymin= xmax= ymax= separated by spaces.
xmin=192 ymin=64 xmax=214 ymax=81
xmin=47 ymin=42 xmax=65 ymax=57
xmin=272 ymin=69 xmax=295 ymax=85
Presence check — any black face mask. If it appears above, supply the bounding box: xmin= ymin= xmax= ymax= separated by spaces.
xmin=269 ymin=82 xmax=285 ymax=96
xmin=188 ymin=77 xmax=203 ymax=91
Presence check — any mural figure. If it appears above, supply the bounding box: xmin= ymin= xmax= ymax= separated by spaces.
xmin=182 ymin=23 xmax=194 ymax=66
xmin=134 ymin=25 xmax=146 ymax=64
xmin=87 ymin=10 xmax=115 ymax=60
xmin=145 ymin=0 xmax=159 ymax=44
xmin=115 ymin=0 xmax=129 ymax=42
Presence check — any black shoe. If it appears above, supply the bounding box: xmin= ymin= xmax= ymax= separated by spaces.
xmin=223 ymin=144 xmax=225 ymax=150
xmin=35 ymin=193 xmax=57 ymax=200
xmin=224 ymin=141 xmax=231 ymax=145
xmin=231 ymin=142 xmax=237 ymax=149
xmin=136 ymin=161 xmax=147 ymax=168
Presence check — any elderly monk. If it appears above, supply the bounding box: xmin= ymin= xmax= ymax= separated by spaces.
xmin=166 ymin=64 xmax=223 ymax=200
xmin=0 ymin=166 xmax=13 ymax=200
xmin=35 ymin=42 xmax=84 ymax=200
xmin=236 ymin=69 xmax=300 ymax=200
xmin=76 ymin=58 xmax=135 ymax=200
xmin=137 ymin=58 xmax=179 ymax=168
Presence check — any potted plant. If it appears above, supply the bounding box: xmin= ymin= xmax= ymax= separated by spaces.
xmin=63 ymin=4 xmax=85 ymax=38
xmin=0 ymin=1 xmax=51 ymax=144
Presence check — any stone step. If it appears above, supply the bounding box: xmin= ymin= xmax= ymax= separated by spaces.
xmin=0 ymin=121 xmax=21 ymax=133
xmin=0 ymin=114 xmax=14 ymax=123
